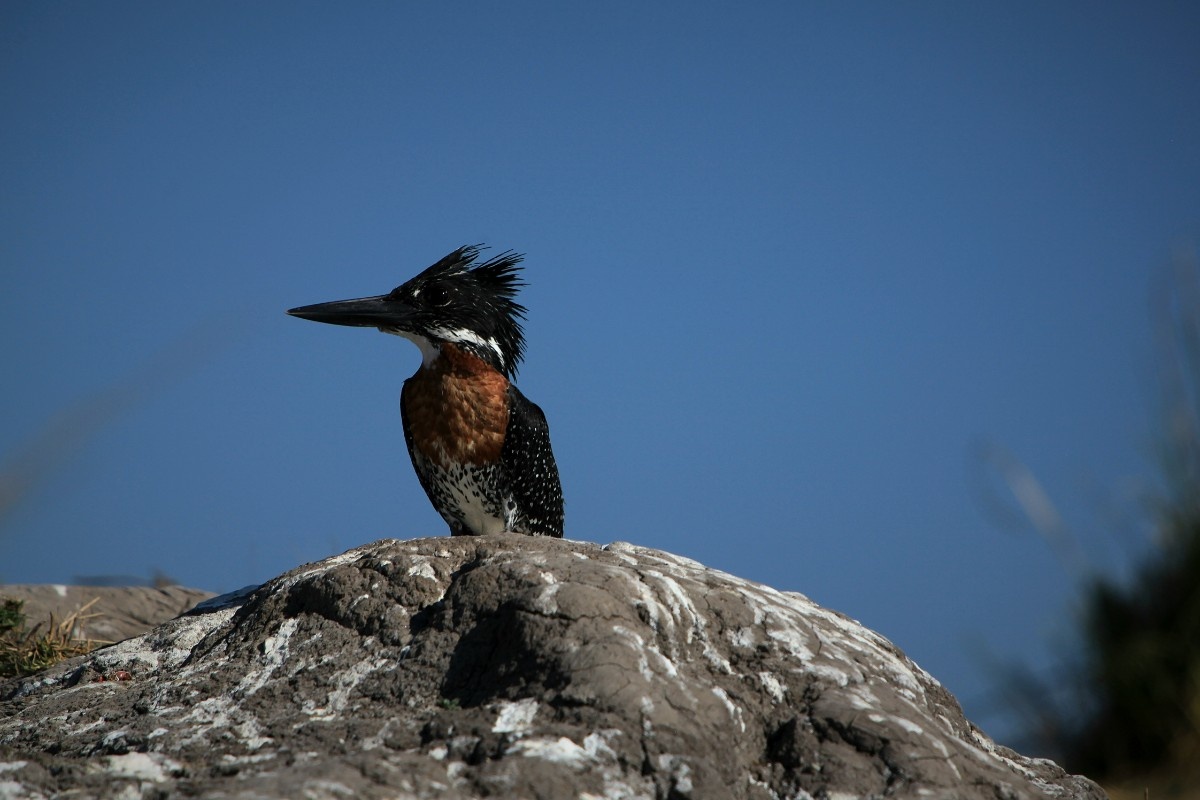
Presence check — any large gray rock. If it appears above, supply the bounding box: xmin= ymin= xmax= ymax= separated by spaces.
xmin=0 ymin=536 xmax=1104 ymax=799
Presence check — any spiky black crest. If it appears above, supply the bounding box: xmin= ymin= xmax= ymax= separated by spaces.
xmin=388 ymin=245 xmax=529 ymax=376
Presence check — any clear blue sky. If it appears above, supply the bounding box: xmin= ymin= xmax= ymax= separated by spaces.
xmin=3 ymin=3 xmax=1198 ymax=748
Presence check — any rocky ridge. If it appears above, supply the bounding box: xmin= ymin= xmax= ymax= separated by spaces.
xmin=0 ymin=536 xmax=1104 ymax=799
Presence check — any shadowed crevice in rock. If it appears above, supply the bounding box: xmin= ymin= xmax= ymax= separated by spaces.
xmin=0 ymin=536 xmax=1105 ymax=799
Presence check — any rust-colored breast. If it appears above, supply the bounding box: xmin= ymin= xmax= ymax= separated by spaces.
xmin=402 ymin=344 xmax=511 ymax=469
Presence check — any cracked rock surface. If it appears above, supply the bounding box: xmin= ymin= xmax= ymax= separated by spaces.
xmin=0 ymin=536 xmax=1104 ymax=799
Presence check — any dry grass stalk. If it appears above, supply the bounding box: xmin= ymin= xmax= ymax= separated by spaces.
xmin=0 ymin=596 xmax=109 ymax=679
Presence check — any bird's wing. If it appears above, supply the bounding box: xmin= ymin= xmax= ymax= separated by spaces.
xmin=501 ymin=385 xmax=565 ymax=537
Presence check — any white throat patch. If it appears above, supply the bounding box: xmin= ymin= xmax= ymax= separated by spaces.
xmin=430 ymin=327 xmax=505 ymax=369
xmin=382 ymin=326 xmax=504 ymax=370
xmin=383 ymin=328 xmax=440 ymax=366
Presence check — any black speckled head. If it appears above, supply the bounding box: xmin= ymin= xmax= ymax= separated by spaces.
xmin=288 ymin=245 xmax=530 ymax=377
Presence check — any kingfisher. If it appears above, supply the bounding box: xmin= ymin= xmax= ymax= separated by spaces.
xmin=287 ymin=245 xmax=564 ymax=538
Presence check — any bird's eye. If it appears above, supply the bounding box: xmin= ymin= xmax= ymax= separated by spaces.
xmin=422 ymin=284 xmax=451 ymax=307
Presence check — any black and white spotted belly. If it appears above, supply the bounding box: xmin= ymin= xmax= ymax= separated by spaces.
xmin=411 ymin=450 xmax=519 ymax=536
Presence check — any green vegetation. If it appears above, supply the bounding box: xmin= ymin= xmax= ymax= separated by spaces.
xmin=1012 ymin=255 xmax=1200 ymax=799
xmin=1076 ymin=257 xmax=1200 ymax=797
xmin=0 ymin=596 xmax=100 ymax=680
xmin=1075 ymin=512 xmax=1200 ymax=798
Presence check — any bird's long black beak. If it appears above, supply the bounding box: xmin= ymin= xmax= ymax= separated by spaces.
xmin=287 ymin=295 xmax=415 ymax=328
